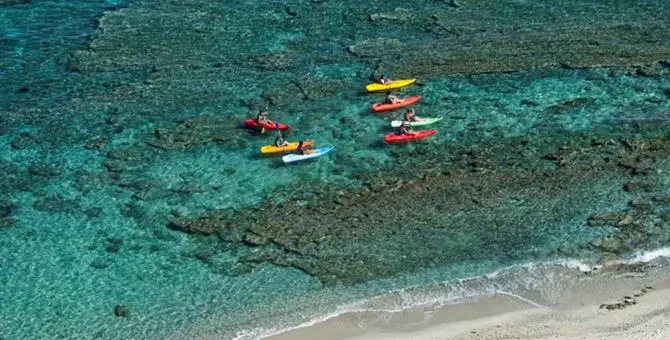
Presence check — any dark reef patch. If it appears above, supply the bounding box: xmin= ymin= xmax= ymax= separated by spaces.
xmin=170 ymin=128 xmax=670 ymax=284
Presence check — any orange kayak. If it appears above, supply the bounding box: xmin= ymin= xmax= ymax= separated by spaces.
xmin=371 ymin=95 xmax=422 ymax=112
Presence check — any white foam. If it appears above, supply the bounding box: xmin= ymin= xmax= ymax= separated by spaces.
xmin=625 ymin=247 xmax=670 ymax=264
xmin=552 ymin=258 xmax=602 ymax=272
xmin=483 ymin=258 xmax=598 ymax=280
xmin=233 ymin=307 xmax=363 ymax=340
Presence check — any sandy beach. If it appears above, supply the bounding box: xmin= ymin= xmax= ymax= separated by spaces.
xmin=270 ymin=262 xmax=670 ymax=340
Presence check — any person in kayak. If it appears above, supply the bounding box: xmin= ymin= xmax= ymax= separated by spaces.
xmin=403 ymin=108 xmax=424 ymax=122
xmin=404 ymin=108 xmax=417 ymax=122
xmin=397 ymin=121 xmax=416 ymax=136
xmin=375 ymin=74 xmax=394 ymax=85
xmin=385 ymin=92 xmax=401 ymax=104
xmin=274 ymin=131 xmax=290 ymax=147
xmin=297 ymin=140 xmax=317 ymax=155
xmin=256 ymin=110 xmax=269 ymax=125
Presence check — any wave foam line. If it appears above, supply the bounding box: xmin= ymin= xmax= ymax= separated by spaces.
xmin=233 ymin=307 xmax=359 ymax=340
xmin=625 ymin=247 xmax=670 ymax=264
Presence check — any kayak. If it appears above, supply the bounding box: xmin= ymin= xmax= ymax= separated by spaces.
xmin=282 ymin=146 xmax=335 ymax=163
xmin=244 ymin=118 xmax=290 ymax=131
xmin=384 ymin=129 xmax=436 ymax=143
xmin=390 ymin=117 xmax=443 ymax=127
xmin=365 ymin=79 xmax=416 ymax=93
xmin=371 ymin=95 xmax=422 ymax=112
xmin=260 ymin=140 xmax=314 ymax=154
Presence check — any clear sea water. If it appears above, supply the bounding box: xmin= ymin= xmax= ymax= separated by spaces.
xmin=2 ymin=1 xmax=670 ymax=339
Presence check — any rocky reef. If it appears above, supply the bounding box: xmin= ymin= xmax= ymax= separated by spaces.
xmin=169 ymin=126 xmax=670 ymax=284
xmin=71 ymin=1 xmax=670 ymax=78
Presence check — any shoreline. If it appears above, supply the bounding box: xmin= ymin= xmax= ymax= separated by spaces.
xmin=268 ymin=259 xmax=670 ymax=340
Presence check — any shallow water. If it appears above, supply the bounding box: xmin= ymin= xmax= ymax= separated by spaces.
xmin=2 ymin=0 xmax=670 ymax=339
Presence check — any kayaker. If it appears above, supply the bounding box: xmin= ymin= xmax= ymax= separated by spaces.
xmin=385 ymin=93 xmax=401 ymax=104
xmin=376 ymin=74 xmax=394 ymax=85
xmin=274 ymin=132 xmax=290 ymax=147
xmin=404 ymin=108 xmax=417 ymax=122
xmin=256 ymin=110 xmax=269 ymax=124
xmin=297 ymin=141 xmax=317 ymax=155
xmin=397 ymin=121 xmax=416 ymax=136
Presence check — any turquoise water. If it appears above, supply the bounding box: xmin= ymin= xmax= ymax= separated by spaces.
xmin=2 ymin=1 xmax=670 ymax=339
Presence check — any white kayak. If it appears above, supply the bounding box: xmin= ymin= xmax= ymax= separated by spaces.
xmin=282 ymin=146 xmax=335 ymax=163
xmin=390 ymin=117 xmax=443 ymax=128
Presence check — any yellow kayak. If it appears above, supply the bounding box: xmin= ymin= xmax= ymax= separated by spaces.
xmin=260 ymin=140 xmax=314 ymax=154
xmin=365 ymin=79 xmax=416 ymax=92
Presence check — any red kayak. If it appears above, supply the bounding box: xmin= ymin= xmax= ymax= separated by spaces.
xmin=371 ymin=95 xmax=422 ymax=113
xmin=384 ymin=129 xmax=436 ymax=143
xmin=244 ymin=118 xmax=290 ymax=131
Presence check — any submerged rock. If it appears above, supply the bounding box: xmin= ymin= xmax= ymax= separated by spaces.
xmin=105 ymin=238 xmax=123 ymax=253
xmin=0 ymin=201 xmax=14 ymax=218
xmin=32 ymin=194 xmax=80 ymax=214
xmin=597 ymin=252 xmax=620 ymax=266
xmin=84 ymin=135 xmax=110 ymax=150
xmin=0 ymin=201 xmax=16 ymax=228
xmin=629 ymin=199 xmax=651 ymax=210
xmin=652 ymin=196 xmax=670 ymax=206
xmin=9 ymin=132 xmax=38 ymax=150
xmin=587 ymin=212 xmax=627 ymax=227
xmin=369 ymin=8 xmax=411 ymax=22
xmin=0 ymin=161 xmax=33 ymax=192
xmin=348 ymin=38 xmax=405 ymax=57
xmin=114 ymin=305 xmax=128 ymax=317
xmin=0 ymin=0 xmax=31 ymax=6
xmin=544 ymin=97 xmax=596 ymax=115
xmin=168 ymin=219 xmax=219 ymax=236
xmin=147 ymin=115 xmax=245 ymax=150
xmin=635 ymin=63 xmax=669 ymax=78
xmin=443 ymin=0 xmax=461 ymax=8
xmin=103 ymin=146 xmax=158 ymax=173
xmin=590 ymin=236 xmax=626 ymax=253
xmin=27 ymin=165 xmax=61 ymax=178
xmin=520 ymin=99 xmax=539 ymax=106
xmin=84 ymin=207 xmax=104 ymax=218
xmin=623 ymin=181 xmax=655 ymax=193
xmin=251 ymin=52 xmax=294 ymax=71
xmin=90 ymin=258 xmax=110 ymax=269
xmin=0 ymin=218 xmax=17 ymax=228
xmin=243 ymin=233 xmax=270 ymax=247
